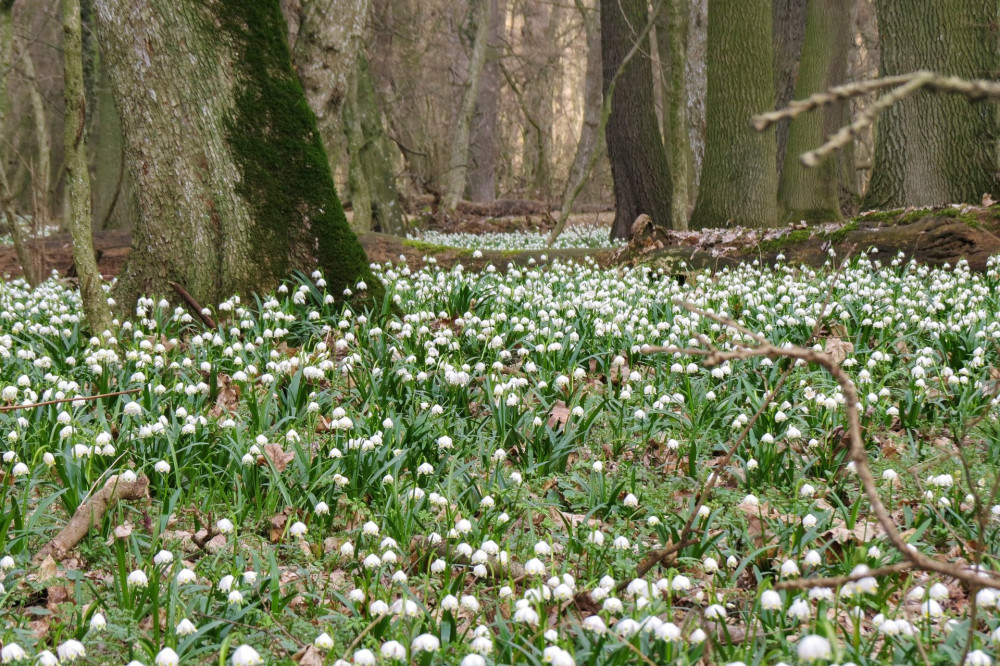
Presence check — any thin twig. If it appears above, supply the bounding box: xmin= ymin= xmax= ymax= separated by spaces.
xmin=169 ymin=281 xmax=217 ymax=329
xmin=0 ymin=388 xmax=140 ymax=413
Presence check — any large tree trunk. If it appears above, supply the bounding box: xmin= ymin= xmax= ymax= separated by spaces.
xmin=601 ymin=0 xmax=672 ymax=239
xmin=64 ymin=0 xmax=112 ymax=333
xmin=778 ymin=0 xmax=851 ymax=222
xmin=863 ymin=1 xmax=998 ymax=208
xmin=443 ymin=0 xmax=492 ymax=210
xmin=558 ymin=0 xmax=602 ymax=221
xmin=465 ymin=0 xmax=506 ymax=203
xmin=655 ymin=0 xmax=691 ymax=229
xmin=690 ymin=0 xmax=777 ymax=229
xmin=92 ymin=0 xmax=378 ymax=308
xmin=343 ymin=54 xmax=405 ymax=234
xmin=771 ymin=0 xmax=807 ymax=180
xmin=519 ymin=0 xmax=560 ymax=199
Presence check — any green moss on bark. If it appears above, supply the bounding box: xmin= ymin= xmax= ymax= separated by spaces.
xmin=216 ymin=0 xmax=381 ymax=302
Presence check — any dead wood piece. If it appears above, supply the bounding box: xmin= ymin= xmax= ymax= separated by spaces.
xmin=169 ymin=281 xmax=217 ymax=329
xmin=34 ymin=474 xmax=149 ymax=563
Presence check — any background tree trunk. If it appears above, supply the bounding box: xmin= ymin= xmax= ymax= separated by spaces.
xmin=64 ymin=0 xmax=112 ymax=332
xmin=343 ymin=54 xmax=405 ymax=234
xmin=443 ymin=0 xmax=492 ymax=209
xmin=778 ymin=0 xmax=851 ymax=222
xmin=863 ymin=1 xmax=998 ymax=208
xmin=656 ymin=0 xmax=691 ymax=229
xmin=558 ymin=0 xmax=602 ymax=221
xmin=601 ymin=0 xmax=672 ymax=239
xmin=466 ymin=0 xmax=506 ymax=203
xmin=690 ymin=0 xmax=777 ymax=229
xmin=771 ymin=0 xmax=807 ymax=180
xmin=92 ymin=0 xmax=378 ymax=308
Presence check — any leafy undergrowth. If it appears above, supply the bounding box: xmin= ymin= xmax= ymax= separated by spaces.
xmin=1 ymin=249 xmax=999 ymax=665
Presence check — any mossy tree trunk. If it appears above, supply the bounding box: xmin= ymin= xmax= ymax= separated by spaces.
xmin=443 ymin=0 xmax=492 ymax=210
xmin=343 ymin=54 xmax=405 ymax=235
xmin=771 ymin=0 xmax=807 ymax=180
xmin=466 ymin=0 xmax=506 ymax=203
xmin=655 ymin=0 xmax=691 ymax=229
xmin=690 ymin=0 xmax=778 ymax=229
xmin=778 ymin=0 xmax=850 ymax=222
xmin=91 ymin=0 xmax=379 ymax=309
xmin=863 ymin=1 xmax=999 ymax=208
xmin=64 ymin=0 xmax=112 ymax=333
xmin=601 ymin=0 xmax=672 ymax=239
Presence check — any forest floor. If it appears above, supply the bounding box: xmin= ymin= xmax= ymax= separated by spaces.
xmin=0 ymin=207 xmax=1000 ymax=664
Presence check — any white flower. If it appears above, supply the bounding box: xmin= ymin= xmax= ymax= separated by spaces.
xmin=461 ymin=655 xmax=487 ymax=666
xmin=176 ymin=568 xmax=197 ymax=585
xmin=524 ymin=558 xmax=546 ymax=576
xmin=228 ymin=589 xmax=244 ymax=605
xmin=34 ymin=652 xmax=58 ymax=666
xmin=176 ymin=618 xmax=197 ymax=635
xmin=90 ymin=612 xmax=107 ymax=631
xmin=787 ymin=598 xmax=810 ymax=621
xmin=231 ymin=645 xmax=262 ymax=666
xmin=780 ymin=559 xmax=800 ymax=577
xmin=704 ymin=604 xmax=726 ymax=619
xmin=513 ymin=606 xmax=540 ymax=625
xmin=128 ymin=569 xmax=149 ymax=587
xmin=623 ymin=493 xmax=638 ymax=507
xmin=289 ymin=521 xmax=308 ymax=537
xmin=1 ymin=643 xmax=26 ymax=662
xmin=797 ymin=635 xmax=832 ymax=662
xmin=314 ymin=632 xmax=334 ymax=650
xmin=314 ymin=501 xmax=329 ymax=515
xmin=155 ymin=648 xmax=179 ymax=666
xmin=154 ymin=460 xmax=171 ymax=474
xmin=671 ymin=575 xmax=691 ymax=591
xmin=362 ymin=521 xmax=379 ymax=536
xmin=57 ymin=640 xmax=86 ymax=662
xmin=760 ymin=590 xmax=782 ymax=610
xmin=966 ymin=651 xmax=993 ymax=666
xmin=380 ymin=641 xmax=406 ymax=660
xmin=411 ymin=634 xmax=440 ymax=653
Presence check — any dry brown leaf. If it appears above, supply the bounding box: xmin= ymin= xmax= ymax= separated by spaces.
xmin=984 ymin=193 xmax=996 ymax=207
xmin=270 ymin=510 xmax=290 ymax=542
xmin=548 ymin=400 xmax=570 ymax=428
xmin=211 ymin=374 xmax=241 ymax=417
xmin=258 ymin=443 xmax=295 ymax=472
xmin=36 ymin=556 xmax=59 ymax=583
xmin=113 ymin=522 xmax=133 ymax=540
xmin=824 ymin=338 xmax=855 ymax=365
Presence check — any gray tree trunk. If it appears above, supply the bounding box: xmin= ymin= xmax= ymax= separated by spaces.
xmin=92 ymin=0 xmax=379 ymax=308
xmin=466 ymin=0 xmax=506 ymax=202
xmin=863 ymin=1 xmax=999 ymax=208
xmin=64 ymin=0 xmax=112 ymax=332
xmin=772 ymin=0 xmax=807 ymax=180
xmin=690 ymin=0 xmax=777 ymax=229
xmin=444 ymin=0 xmax=492 ymax=209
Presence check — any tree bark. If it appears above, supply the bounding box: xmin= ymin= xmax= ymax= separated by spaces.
xmin=91 ymin=0 xmax=379 ymax=309
xmin=465 ymin=0 xmax=506 ymax=202
xmin=64 ymin=0 xmax=112 ymax=333
xmin=778 ymin=0 xmax=851 ymax=222
xmin=863 ymin=1 xmax=998 ymax=208
xmin=690 ymin=0 xmax=777 ymax=229
xmin=558 ymin=0 xmax=602 ymax=222
xmin=771 ymin=0 xmax=807 ymax=180
xmin=655 ymin=0 xmax=691 ymax=229
xmin=443 ymin=0 xmax=492 ymax=210
xmin=601 ymin=0 xmax=672 ymax=239
xmin=519 ymin=0 xmax=560 ymax=199
xmin=343 ymin=54 xmax=405 ymax=234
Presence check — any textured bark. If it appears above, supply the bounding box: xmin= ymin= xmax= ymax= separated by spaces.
xmin=64 ymin=0 xmax=112 ymax=333
xmin=1 ymin=3 xmax=43 ymax=286
xmin=690 ymin=0 xmax=777 ymax=229
xmin=466 ymin=0 xmax=506 ymax=202
xmin=443 ymin=0 xmax=492 ymax=209
xmin=20 ymin=42 xmax=52 ymax=278
xmin=601 ymin=0 xmax=672 ymax=239
xmin=519 ymin=0 xmax=560 ymax=198
xmin=343 ymin=54 xmax=405 ymax=234
xmin=92 ymin=0 xmax=378 ymax=309
xmin=778 ymin=0 xmax=851 ymax=222
xmin=863 ymin=1 xmax=998 ymax=208
xmin=771 ymin=0 xmax=807 ymax=179
xmin=558 ymin=0 xmax=602 ymax=221
xmin=656 ymin=0 xmax=691 ymax=229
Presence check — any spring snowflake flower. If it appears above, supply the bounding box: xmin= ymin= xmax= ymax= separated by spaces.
xmin=176 ymin=618 xmax=197 ymax=636
xmin=154 ymin=460 xmax=171 ymax=474
xmin=128 ymin=570 xmax=149 ymax=588
xmin=705 ymin=604 xmax=726 ymax=619
xmin=761 ymin=590 xmax=782 ymax=610
xmin=231 ymin=645 xmax=262 ymax=666
xmin=314 ymin=632 xmax=334 ymax=650
xmin=155 ymin=648 xmax=179 ymax=666
xmin=34 ymin=652 xmax=58 ymax=666
xmin=1 ymin=643 xmax=26 ymax=662
xmin=966 ymin=651 xmax=993 ymax=666
xmin=514 ymin=606 xmax=540 ymax=625
xmin=411 ymin=634 xmax=440 ymax=653
xmin=462 ymin=655 xmax=486 ymax=666
xmin=804 ymin=550 xmax=821 ymax=566
xmin=524 ymin=558 xmax=546 ymax=576
xmin=787 ymin=598 xmax=810 ymax=621
xmin=796 ymin=635 xmax=832 ymax=662
xmin=289 ymin=521 xmax=308 ymax=537
xmin=90 ymin=612 xmax=107 ymax=631
xmin=689 ymin=628 xmax=707 ymax=644
xmin=380 ymin=641 xmax=406 ymax=660
xmin=57 ymin=640 xmax=86 ymax=662
xmin=780 ymin=560 xmax=800 ymax=577
xmin=176 ymin=568 xmax=197 ymax=585
xmin=314 ymin=501 xmax=329 ymax=515
xmin=362 ymin=521 xmax=380 ymax=536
